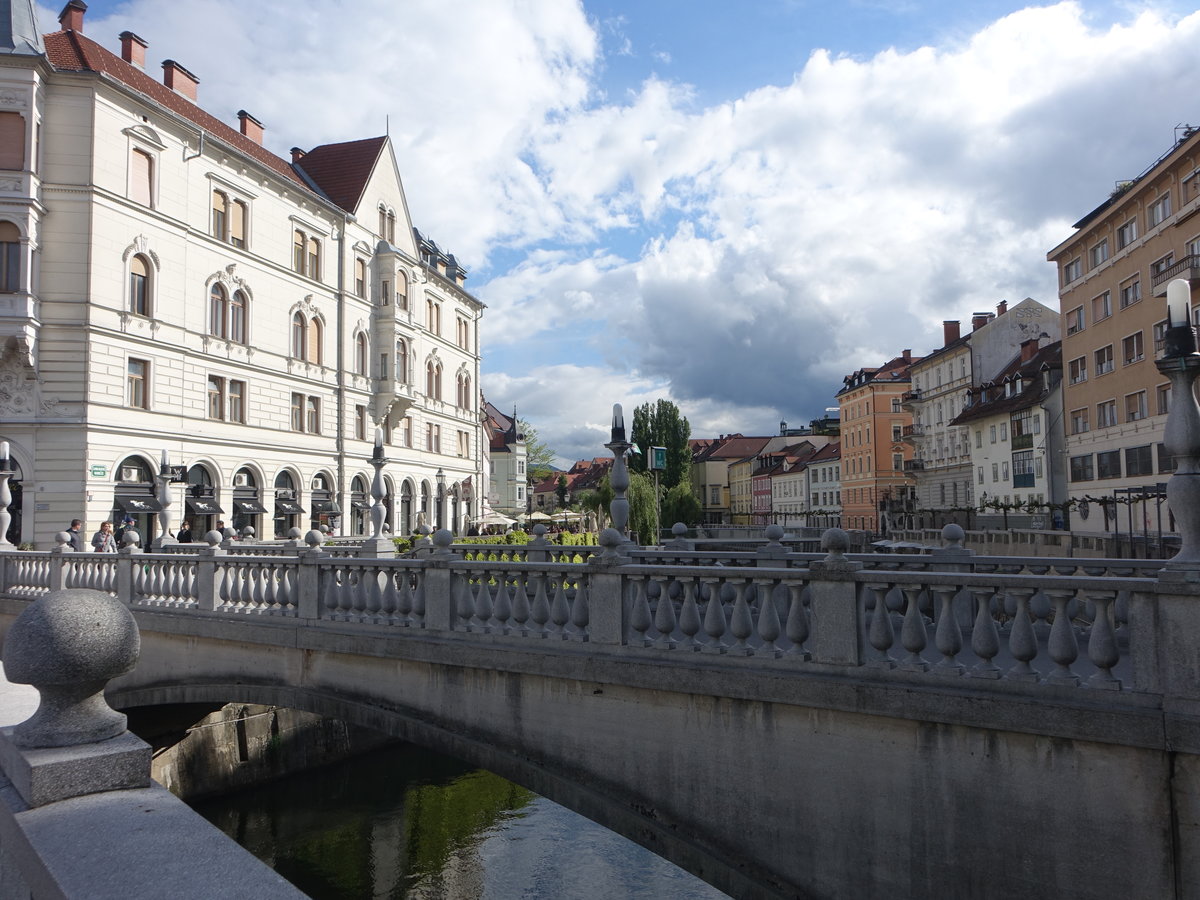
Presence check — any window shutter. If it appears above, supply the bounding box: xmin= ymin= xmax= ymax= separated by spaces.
xmin=0 ymin=112 xmax=25 ymax=170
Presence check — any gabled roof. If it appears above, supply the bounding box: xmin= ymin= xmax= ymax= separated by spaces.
xmin=808 ymin=441 xmax=841 ymax=463
xmin=950 ymin=343 xmax=1062 ymax=426
xmin=693 ymin=436 xmax=772 ymax=462
xmin=43 ymin=29 xmax=312 ymax=192
xmin=295 ymin=136 xmax=388 ymax=214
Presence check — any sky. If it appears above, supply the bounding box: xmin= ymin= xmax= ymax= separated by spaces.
xmin=37 ymin=0 xmax=1200 ymax=465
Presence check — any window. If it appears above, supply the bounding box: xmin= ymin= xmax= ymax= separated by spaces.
xmin=999 ymin=422 xmax=1008 ymax=441
xmin=1160 ymin=443 xmax=1177 ymax=474
xmin=426 ymin=423 xmax=441 ymax=453
xmin=292 ymin=229 xmax=321 ymax=279
xmin=457 ymin=372 xmax=472 ymax=409
xmin=130 ymin=148 xmax=153 ymax=206
xmin=456 ymin=317 xmax=470 ymax=349
xmin=892 ymin=425 xmax=902 ymax=440
xmin=891 ymin=398 xmax=901 ymax=413
xmin=1122 ymin=332 xmax=1144 ymax=365
xmin=1126 ymin=444 xmax=1153 ymax=476
xmin=991 ymin=462 xmax=999 ymax=483
xmin=1062 ymin=257 xmax=1082 ymax=284
xmin=426 ymin=360 xmax=442 ymax=399
xmin=380 ymin=279 xmax=390 ymax=306
xmin=212 ymin=190 xmax=228 ymax=240
xmin=1097 ymin=399 xmax=1117 ymax=428
xmin=1090 ymin=239 xmax=1109 ymax=268
xmin=457 ymin=430 xmax=470 ymax=457
xmin=355 ymin=405 xmax=367 ymax=441
xmin=291 ymin=313 xmax=323 ymax=363
xmin=1158 ymin=383 xmax=1172 ymax=416
xmin=128 ymin=253 xmax=149 ymax=315
xmin=386 ymin=210 xmax=396 ymax=244
xmin=379 ymin=353 xmax=388 ymax=380
xmin=0 ymin=221 xmax=17 ymax=294
xmin=402 ymin=416 xmax=412 ymax=447
xmin=1117 ymin=218 xmax=1138 ymax=249
xmin=1070 ymin=455 xmax=1094 ymax=482
xmin=1066 ymin=306 xmax=1085 ymax=335
xmin=1092 ymin=291 xmax=1111 ymax=322
xmin=230 ymin=291 xmax=247 ymax=344
xmin=207 ymin=376 xmax=225 ymax=419
xmin=1125 ymin=390 xmax=1147 ymax=422
xmin=290 ymin=393 xmax=303 ymax=431
xmin=1154 ymin=320 xmax=1169 ymax=357
xmin=291 ymin=312 xmax=305 ymax=358
xmin=0 ymin=111 xmax=24 ymax=170
xmin=989 ymin=425 xmax=997 ymax=444
xmin=1149 ymin=193 xmax=1172 ymax=228
xmin=307 ymin=237 xmax=320 ymax=280
xmin=977 ymin=466 xmax=984 ymax=484
xmin=355 ymin=333 xmax=369 ymax=376
xmin=1011 ymin=409 xmax=1034 ymax=448
xmin=230 ymin=200 xmax=246 ymax=248
xmin=396 ymin=340 xmax=408 ymax=383
xmin=396 ymin=273 xmax=408 ymax=310
xmin=975 ymin=430 xmax=982 ymax=448
xmin=355 ymin=259 xmax=366 ymax=298
xmin=1097 ymin=450 xmax=1121 ymax=479
xmin=1068 ymin=356 xmax=1087 ymax=384
xmin=306 ymin=396 xmax=320 ymax=433
xmin=1119 ymin=278 xmax=1141 ymax=309
xmin=209 ymin=284 xmax=228 ymax=338
xmin=892 ymin=453 xmax=903 ymax=472
xmin=1002 ymin=461 xmax=1009 ymax=481
xmin=426 ymin=298 xmax=441 ymax=334
xmin=127 ymin=358 xmax=148 ymax=408
xmin=1012 ymin=450 xmax=1035 ymax=488
xmin=1094 ymin=345 xmax=1114 ymax=375
xmin=1151 ymin=253 xmax=1175 ymax=279
xmin=228 ymin=380 xmax=245 ymax=423
xmin=1070 ymin=408 xmax=1089 ymax=434
xmin=308 ymin=318 xmax=323 ymax=365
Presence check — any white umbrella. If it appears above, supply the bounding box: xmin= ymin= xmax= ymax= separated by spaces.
xmin=528 ymin=511 xmax=554 ymax=522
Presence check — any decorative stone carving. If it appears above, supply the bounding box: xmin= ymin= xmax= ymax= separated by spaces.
xmin=121 ymin=235 xmax=161 ymax=269
xmin=0 ymin=177 xmax=21 ymax=192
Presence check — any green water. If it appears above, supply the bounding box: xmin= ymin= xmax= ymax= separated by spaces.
xmin=193 ymin=743 xmax=728 ymax=899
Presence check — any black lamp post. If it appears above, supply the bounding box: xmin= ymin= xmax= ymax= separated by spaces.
xmin=436 ymin=468 xmax=446 ymax=531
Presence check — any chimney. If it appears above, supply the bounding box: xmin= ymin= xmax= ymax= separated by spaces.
xmin=120 ymin=31 xmax=147 ymax=68
xmin=1020 ymin=337 xmax=1039 ymax=362
xmin=238 ymin=110 xmax=264 ymax=146
xmin=971 ymin=311 xmax=993 ymax=331
xmin=902 ymin=348 xmax=912 ymax=361
xmin=58 ymin=0 xmax=85 ymax=32
xmin=162 ymin=60 xmax=199 ymax=101
xmin=997 ymin=300 xmax=1008 ymax=316
xmin=942 ymin=320 xmax=960 ymax=345
xmin=290 ymin=147 xmax=306 ymax=164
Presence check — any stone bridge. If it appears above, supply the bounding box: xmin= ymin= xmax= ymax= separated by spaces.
xmin=2 ymin=530 xmax=1200 ymax=899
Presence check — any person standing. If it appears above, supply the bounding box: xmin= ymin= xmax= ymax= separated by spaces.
xmin=66 ymin=519 xmax=83 ymax=552
xmin=91 ymin=521 xmax=117 ymax=553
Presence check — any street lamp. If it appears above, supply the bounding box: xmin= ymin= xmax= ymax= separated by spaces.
xmin=435 ymin=467 xmax=446 ymax=531
xmin=1156 ymin=277 xmax=1200 ymax=567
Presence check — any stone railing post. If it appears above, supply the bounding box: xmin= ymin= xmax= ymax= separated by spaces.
xmin=195 ymin=532 xmax=225 ymax=612
xmin=115 ymin=531 xmax=140 ymax=605
xmin=663 ymin=522 xmax=695 ymax=551
xmin=928 ymin=523 xmax=975 ymax=572
xmin=526 ymin=524 xmax=550 ymax=563
xmin=586 ymin=530 xmax=628 ymax=645
xmin=49 ymin=531 xmax=70 ymax=592
xmin=756 ymin=523 xmax=788 ymax=567
xmin=421 ymin=531 xmax=456 ymax=630
xmin=295 ymin=532 xmax=327 ymax=619
xmin=806 ymin=528 xmax=864 ymax=666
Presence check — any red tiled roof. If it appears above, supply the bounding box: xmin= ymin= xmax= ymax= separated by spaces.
xmin=43 ymin=29 xmax=312 ymax=192
xmin=296 ymin=136 xmax=387 ymax=214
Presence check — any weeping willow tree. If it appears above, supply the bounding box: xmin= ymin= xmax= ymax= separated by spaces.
xmin=627 ymin=471 xmax=659 ymax=545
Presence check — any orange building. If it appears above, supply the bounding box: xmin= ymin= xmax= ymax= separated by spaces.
xmin=837 ymin=350 xmax=924 ymax=533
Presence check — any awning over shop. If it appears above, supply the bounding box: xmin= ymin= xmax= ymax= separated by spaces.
xmin=274 ymin=499 xmax=305 ymax=515
xmin=310 ymin=500 xmax=342 ymax=514
xmin=233 ymin=498 xmax=269 ymax=514
xmin=186 ymin=498 xmax=225 ymax=515
xmin=115 ymin=495 xmax=163 ymax=513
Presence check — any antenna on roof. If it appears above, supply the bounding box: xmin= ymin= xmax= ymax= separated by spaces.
xmin=386 ymin=114 xmax=389 ymax=137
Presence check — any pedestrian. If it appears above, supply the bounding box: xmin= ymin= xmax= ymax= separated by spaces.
xmin=91 ymin=521 xmax=117 ymax=553
xmin=176 ymin=520 xmax=193 ymax=543
xmin=66 ymin=519 xmax=83 ymax=551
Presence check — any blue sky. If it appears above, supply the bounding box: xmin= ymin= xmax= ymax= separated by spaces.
xmin=40 ymin=0 xmax=1200 ymax=463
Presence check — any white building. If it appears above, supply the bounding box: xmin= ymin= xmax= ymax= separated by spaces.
xmin=0 ymin=2 xmax=483 ymax=547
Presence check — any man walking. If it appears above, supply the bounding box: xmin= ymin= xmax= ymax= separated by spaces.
xmin=66 ymin=519 xmax=83 ymax=552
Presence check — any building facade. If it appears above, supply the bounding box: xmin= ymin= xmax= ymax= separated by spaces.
xmin=1047 ymin=125 xmax=1200 ymax=535
xmin=0 ymin=3 xmax=483 ymax=547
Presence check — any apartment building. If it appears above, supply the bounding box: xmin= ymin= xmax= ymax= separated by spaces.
xmin=1046 ymin=125 xmax=1200 ymax=534
xmin=0 ymin=3 xmax=483 ymax=546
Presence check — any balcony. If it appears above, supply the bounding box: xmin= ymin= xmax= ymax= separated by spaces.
xmin=900 ymin=389 xmax=922 ymax=408
xmin=901 ymin=423 xmax=926 ymax=438
xmin=903 ymin=459 xmax=925 ymax=472
xmin=1151 ymin=254 xmax=1200 ymax=296
xmin=1011 ymin=433 xmax=1033 ymax=451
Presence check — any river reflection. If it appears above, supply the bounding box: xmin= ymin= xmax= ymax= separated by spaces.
xmin=194 ymin=743 xmax=729 ymax=899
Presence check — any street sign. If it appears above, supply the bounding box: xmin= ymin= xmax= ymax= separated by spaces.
xmin=650 ymin=446 xmax=667 ymax=471
xmin=89 ymin=465 xmax=107 ymax=478
xmin=166 ymin=465 xmax=187 ymax=483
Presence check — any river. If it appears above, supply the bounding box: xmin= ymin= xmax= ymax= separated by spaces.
xmin=194 ymin=742 xmax=730 ymax=899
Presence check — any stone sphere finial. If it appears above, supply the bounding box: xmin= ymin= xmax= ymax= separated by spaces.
xmin=204 ymin=530 xmax=221 ymax=547
xmin=54 ymin=531 xmax=70 ymax=549
xmin=241 ymin=526 xmax=255 ymax=538
xmin=532 ymin=523 xmax=548 ymax=538
xmin=417 ymin=523 xmax=432 ymax=537
xmin=599 ymin=527 xmax=624 ymax=559
xmin=121 ymin=530 xmax=140 ymax=548
xmin=672 ymin=522 xmax=688 ymax=538
xmin=3 ymin=589 xmax=140 ymax=748
xmin=941 ymin=523 xmax=966 ymax=549
xmin=820 ymin=527 xmax=850 ymax=561
xmin=433 ymin=528 xmax=453 ymax=549
xmin=287 ymin=527 xmax=303 ymax=540
xmin=764 ymin=523 xmax=784 ymax=543
xmin=305 ymin=529 xmax=324 ymax=548
xmin=221 ymin=527 xmax=236 ymax=540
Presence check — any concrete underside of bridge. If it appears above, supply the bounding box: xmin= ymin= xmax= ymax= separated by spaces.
xmin=6 ymin=604 xmax=1198 ymax=900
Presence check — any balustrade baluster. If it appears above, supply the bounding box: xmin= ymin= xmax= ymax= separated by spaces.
xmin=494 ymin=573 xmax=513 ymax=634
xmin=1086 ymin=591 xmax=1121 ymax=690
xmin=379 ymin=569 xmax=398 ymax=624
xmin=867 ymin=584 xmax=895 ymax=668
xmin=170 ymin=561 xmax=184 ymax=605
xmin=395 ymin=570 xmax=413 ymax=626
xmin=318 ymin=566 xmax=338 ymax=618
xmin=530 ymin=574 xmax=551 ymax=637
xmin=277 ymin=564 xmax=294 ymax=613
xmin=654 ymin=576 xmax=678 ymax=649
xmin=550 ymin=578 xmax=571 ymax=639
xmin=1046 ymin=588 xmax=1080 ymax=686
xmin=351 ymin=567 xmax=370 ymax=622
xmin=785 ymin=584 xmax=810 ymax=659
xmin=728 ymin=581 xmax=754 ymax=656
xmin=472 ymin=576 xmax=493 ymax=633
xmin=899 ymin=586 xmax=929 ymax=671
xmin=969 ymin=588 xmax=1000 ymax=678
xmin=568 ymin=577 xmax=589 ymax=641
xmin=701 ymin=577 xmax=728 ymax=654
xmin=1006 ymin=588 xmax=1040 ymax=682
xmin=932 ymin=585 xmax=962 ymax=675
xmin=678 ymin=579 xmax=702 ymax=650
xmin=756 ymin=578 xmax=782 ymax=658
xmin=511 ymin=575 xmax=531 ymax=635
xmin=454 ymin=573 xmax=473 ymax=629
xmin=629 ymin=577 xmax=653 ymax=647
xmin=411 ymin=571 xmax=426 ymax=626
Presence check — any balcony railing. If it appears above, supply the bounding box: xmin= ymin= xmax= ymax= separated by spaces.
xmin=1151 ymin=253 xmax=1200 ymax=294
xmin=902 ymin=424 xmax=926 ymax=438
xmin=904 ymin=459 xmax=925 ymax=472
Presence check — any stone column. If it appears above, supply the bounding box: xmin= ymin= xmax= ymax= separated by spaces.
xmin=806 ymin=529 xmax=864 ymax=666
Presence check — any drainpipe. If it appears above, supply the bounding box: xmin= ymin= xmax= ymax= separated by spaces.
xmin=334 ymin=215 xmax=350 ymax=535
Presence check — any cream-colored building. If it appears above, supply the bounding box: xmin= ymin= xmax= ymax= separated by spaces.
xmin=0 ymin=3 xmax=483 ymax=547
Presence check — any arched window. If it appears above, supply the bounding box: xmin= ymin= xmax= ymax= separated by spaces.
xmin=209 ymin=284 xmax=228 ymax=338
xmin=386 ymin=210 xmax=396 ymax=244
xmin=291 ymin=312 xmax=306 ymax=358
xmin=426 ymin=361 xmax=443 ymax=400
xmin=396 ymin=272 xmax=408 ymax=310
xmin=307 ymin=317 xmax=323 ymax=365
xmin=129 ymin=254 xmax=150 ymax=316
xmin=378 ymin=205 xmax=388 ymax=238
xmin=457 ymin=374 xmax=472 ymax=410
xmin=355 ymin=333 xmax=368 ymax=376
xmin=230 ymin=290 xmax=247 ymax=343
xmin=0 ymin=221 xmax=19 ymax=294
xmin=211 ymin=189 xmax=228 ymax=240
xmin=396 ymin=340 xmax=408 ymax=384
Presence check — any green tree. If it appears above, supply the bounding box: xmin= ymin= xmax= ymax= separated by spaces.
xmin=661 ymin=476 xmax=702 ymax=527
xmin=627 ymin=471 xmax=659 ymax=544
xmin=518 ymin=419 xmax=556 ymax=483
xmin=555 ymin=473 xmax=569 ymax=507
xmin=630 ymin=400 xmax=691 ymax=489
